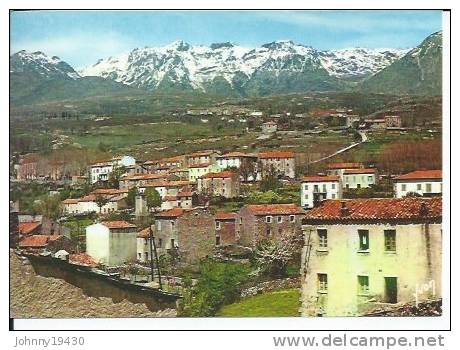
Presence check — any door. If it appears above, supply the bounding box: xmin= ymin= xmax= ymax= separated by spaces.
xmin=385 ymin=277 xmax=398 ymax=303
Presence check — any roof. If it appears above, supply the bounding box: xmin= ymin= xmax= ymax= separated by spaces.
xmin=302 ymin=175 xmax=340 ymax=183
xmin=155 ymin=208 xmax=185 ymax=218
xmin=215 ymin=212 xmax=238 ymax=220
xmin=343 ymin=168 xmax=376 ymax=175
xmin=18 ymin=222 xmax=41 ymax=235
xmin=201 ymin=171 xmax=236 ymax=179
xmin=91 ymin=161 xmax=112 ymax=167
xmin=121 ymin=173 xmax=169 ymax=181
xmin=177 ymin=190 xmax=194 ymax=198
xmin=101 ymin=221 xmax=137 ymax=229
xmin=92 ymin=188 xmax=128 ymax=195
xmin=141 ymin=180 xmax=191 ymax=188
xmin=62 ymin=198 xmax=79 ymax=204
xmin=188 ymin=150 xmax=218 ymax=157
xmin=188 ymin=162 xmax=213 ymax=168
xmin=327 ymin=162 xmax=363 ymax=170
xmin=69 ymin=253 xmax=97 ymax=267
xmin=263 ymin=121 xmax=277 ymax=125
xmin=258 ymin=151 xmax=295 ymax=159
xmin=245 ymin=204 xmax=305 ymax=216
xmin=163 ymin=195 xmax=178 ymax=201
xmin=19 ymin=235 xmax=62 ymax=248
xmin=216 ymin=152 xmax=257 ymax=159
xmin=304 ymin=197 xmax=442 ymax=223
xmin=395 ymin=170 xmax=442 ymax=181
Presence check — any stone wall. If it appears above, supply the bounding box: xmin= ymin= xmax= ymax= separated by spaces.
xmin=240 ymin=277 xmax=300 ymax=298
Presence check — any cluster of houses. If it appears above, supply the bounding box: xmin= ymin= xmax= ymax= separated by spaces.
xmin=13 ymin=143 xmax=444 ymax=317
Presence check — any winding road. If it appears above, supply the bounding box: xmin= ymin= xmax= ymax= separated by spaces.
xmin=308 ymin=131 xmax=368 ymax=165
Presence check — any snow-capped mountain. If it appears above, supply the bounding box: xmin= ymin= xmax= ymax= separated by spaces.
xmin=79 ymin=40 xmax=407 ymax=92
xmin=319 ymin=48 xmax=408 ymax=79
xmin=10 ymin=50 xmax=80 ymax=80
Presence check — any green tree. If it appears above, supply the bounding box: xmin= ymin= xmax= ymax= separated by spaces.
xmin=145 ymin=188 xmax=162 ymax=211
xmin=179 ymin=260 xmax=250 ymax=317
xmin=34 ymin=194 xmax=63 ymax=221
xmin=94 ymin=194 xmax=109 ymax=213
xmin=108 ymin=165 xmax=127 ymax=188
xmin=126 ymin=187 xmax=139 ymax=208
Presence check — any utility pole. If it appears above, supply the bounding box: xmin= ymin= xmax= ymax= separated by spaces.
xmin=149 ymin=225 xmax=162 ymax=289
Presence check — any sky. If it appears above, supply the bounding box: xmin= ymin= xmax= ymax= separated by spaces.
xmin=10 ymin=10 xmax=443 ymax=68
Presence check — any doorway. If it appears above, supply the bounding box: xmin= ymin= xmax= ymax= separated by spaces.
xmin=384 ymin=277 xmax=398 ymax=303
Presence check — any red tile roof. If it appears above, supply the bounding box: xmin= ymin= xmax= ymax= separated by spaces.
xmin=18 ymin=222 xmax=41 ymax=235
xmin=343 ymin=168 xmax=376 ymax=175
xmin=63 ymin=198 xmax=79 ymax=204
xmin=327 ymin=162 xmax=363 ymax=170
xmin=302 ymin=175 xmax=340 ymax=182
xmin=201 ymin=171 xmax=236 ymax=179
xmin=188 ymin=150 xmax=218 ymax=157
xmin=155 ymin=208 xmax=185 ymax=218
xmin=217 ymin=152 xmax=257 ymax=158
xmin=163 ymin=195 xmax=178 ymax=201
xmin=121 ymin=173 xmax=168 ymax=181
xmin=142 ymin=180 xmax=191 ymax=188
xmin=101 ymin=221 xmax=137 ymax=229
xmin=92 ymin=188 xmax=129 ymax=195
xmin=177 ymin=190 xmax=194 ymax=198
xmin=245 ymin=204 xmax=305 ymax=216
xmin=258 ymin=151 xmax=295 ymax=159
xmin=19 ymin=235 xmax=62 ymax=248
xmin=69 ymin=253 xmax=97 ymax=267
xmin=188 ymin=162 xmax=213 ymax=168
xmin=91 ymin=161 xmax=112 ymax=167
xmin=304 ymin=197 xmax=442 ymax=222
xmin=395 ymin=170 xmax=442 ymax=181
xmin=215 ymin=212 xmax=238 ymax=220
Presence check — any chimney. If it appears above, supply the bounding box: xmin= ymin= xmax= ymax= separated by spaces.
xmin=340 ymin=201 xmax=349 ymax=216
xmin=420 ymin=202 xmax=428 ymax=216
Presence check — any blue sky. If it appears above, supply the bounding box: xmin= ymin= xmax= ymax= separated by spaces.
xmin=11 ymin=10 xmax=442 ymax=68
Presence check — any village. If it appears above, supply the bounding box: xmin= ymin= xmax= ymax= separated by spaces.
xmin=9 ymin=106 xmax=443 ymax=317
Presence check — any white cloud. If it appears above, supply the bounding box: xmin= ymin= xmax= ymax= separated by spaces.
xmin=11 ymin=31 xmax=135 ymax=68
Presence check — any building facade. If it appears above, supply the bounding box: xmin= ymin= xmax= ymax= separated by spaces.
xmin=300 ymin=197 xmax=442 ymax=316
xmin=188 ymin=162 xmax=220 ymax=182
xmin=237 ymin=204 xmax=305 ymax=247
xmin=342 ymin=169 xmax=377 ymax=189
xmin=258 ymin=151 xmax=296 ymax=179
xmin=214 ymin=212 xmax=238 ymax=246
xmin=197 ymin=171 xmax=240 ymax=198
xmin=86 ymin=221 xmax=138 ymax=266
xmin=301 ymin=176 xmax=342 ymax=209
xmin=394 ymin=170 xmax=442 ymax=198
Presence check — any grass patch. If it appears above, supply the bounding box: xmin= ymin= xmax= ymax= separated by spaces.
xmin=217 ymin=288 xmax=300 ymax=317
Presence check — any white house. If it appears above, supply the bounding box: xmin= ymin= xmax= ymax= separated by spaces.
xmin=300 ymin=197 xmax=442 ymax=316
xmin=326 ymin=162 xmax=364 ymax=179
xmin=86 ymin=221 xmax=138 ymax=266
xmin=89 ymin=155 xmax=136 ymax=184
xmin=301 ymin=175 xmax=342 ymax=209
xmin=393 ymin=170 xmax=442 ymax=198
xmin=342 ymin=168 xmax=377 ymax=189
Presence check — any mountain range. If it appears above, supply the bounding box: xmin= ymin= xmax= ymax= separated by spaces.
xmin=10 ymin=31 xmax=442 ymax=107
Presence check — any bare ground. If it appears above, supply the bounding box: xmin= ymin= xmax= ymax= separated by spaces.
xmin=10 ymin=251 xmax=176 ymax=318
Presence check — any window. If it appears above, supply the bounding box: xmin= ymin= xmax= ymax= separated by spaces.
xmin=290 ymin=215 xmax=295 ymax=223
xmin=277 ymin=216 xmax=283 ymax=223
xmin=331 ymin=183 xmax=336 ymax=190
xmin=158 ymin=238 xmax=163 ymax=248
xmin=215 ymin=236 xmax=221 ymax=246
xmin=304 ymin=194 xmax=309 ymax=199
xmin=318 ymin=273 xmax=328 ymax=292
xmin=215 ymin=221 xmax=221 ymax=230
xmin=322 ymin=184 xmax=327 ymax=192
xmin=171 ymin=220 xmax=175 ymax=228
xmin=138 ymin=253 xmax=142 ymax=259
xmin=314 ymin=185 xmax=319 ymax=192
xmin=331 ymin=194 xmax=336 ymax=199
xmin=358 ymin=230 xmax=369 ymax=251
xmin=426 ymin=183 xmax=432 ymax=192
xmin=401 ymin=184 xmax=407 ymax=191
xmin=145 ymin=252 xmax=149 ymax=260
xmin=170 ymin=239 xmax=175 ymax=248
xmin=384 ymin=230 xmax=396 ymax=252
xmin=304 ymin=184 xmax=309 ymax=191
xmin=266 ymin=216 xmax=272 ymax=223
xmin=318 ymin=229 xmax=328 ymax=248
xmin=266 ymin=228 xmax=271 ymax=236
xmin=358 ymin=275 xmax=369 ymax=294
xmin=368 ymin=176 xmax=373 ymax=182
xmin=144 ymin=238 xmax=148 ymax=245
xmin=417 ymin=183 xmax=422 ymax=191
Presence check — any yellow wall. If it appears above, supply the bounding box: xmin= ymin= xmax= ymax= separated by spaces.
xmin=300 ymin=222 xmax=442 ymax=316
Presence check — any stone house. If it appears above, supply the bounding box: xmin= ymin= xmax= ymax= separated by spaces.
xmin=119 ymin=173 xmax=169 ymax=189
xmin=237 ymin=204 xmax=305 ymax=247
xmin=153 ymin=208 xmax=215 ymax=264
xmin=86 ymin=221 xmax=138 ymax=266
xmin=393 ymin=170 xmax=442 ymax=198
xmin=138 ymin=180 xmax=192 ymax=198
xmin=384 ymin=115 xmax=402 ymax=128
xmin=300 ymin=197 xmax=442 ymax=316
xmin=342 ymin=168 xmax=377 ymax=189
xmin=197 ymin=171 xmax=240 ymax=198
xmin=301 ymin=175 xmax=342 ymax=209
xmin=214 ymin=212 xmax=238 ymax=246
xmin=136 ymin=227 xmax=152 ymax=263
xmin=186 ymin=150 xmax=220 ymax=166
xmin=216 ymin=152 xmax=259 ymax=181
xmin=258 ymin=151 xmax=296 ymax=179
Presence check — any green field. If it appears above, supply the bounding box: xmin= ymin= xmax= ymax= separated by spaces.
xmin=217 ymin=288 xmax=301 ymax=317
